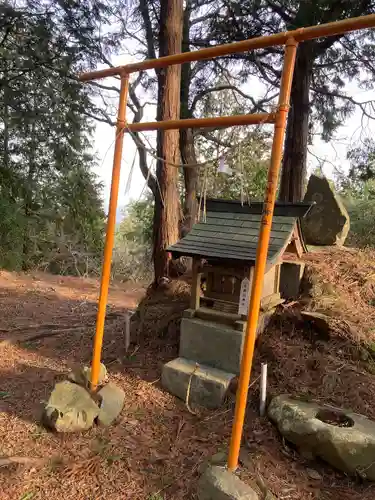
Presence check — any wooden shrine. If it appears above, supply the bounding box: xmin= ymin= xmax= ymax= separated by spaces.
xmin=168 ymin=198 xmax=313 ymax=331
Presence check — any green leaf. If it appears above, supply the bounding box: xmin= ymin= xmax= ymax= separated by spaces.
xmin=20 ymin=493 xmax=35 ymax=500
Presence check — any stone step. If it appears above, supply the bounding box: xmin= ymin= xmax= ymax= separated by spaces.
xmin=162 ymin=357 xmax=235 ymax=409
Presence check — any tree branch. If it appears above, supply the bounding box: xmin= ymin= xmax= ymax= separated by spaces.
xmin=314 ymin=34 xmax=343 ymax=57
xmin=127 ymin=78 xmax=157 ymax=197
xmin=83 ymin=112 xmax=115 ymax=126
xmin=311 ymin=87 xmax=375 ymax=121
xmin=190 ymin=84 xmax=255 ymax=112
xmin=139 ymin=0 xmax=157 ymax=61
xmin=265 ymin=0 xmax=292 ymax=23
xmin=88 ymin=81 xmax=120 ymax=94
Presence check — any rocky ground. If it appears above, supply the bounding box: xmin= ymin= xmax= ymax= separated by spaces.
xmin=1 ymin=249 xmax=375 ymax=499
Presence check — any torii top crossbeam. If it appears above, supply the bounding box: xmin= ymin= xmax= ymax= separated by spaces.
xmin=81 ymin=14 xmax=375 ymax=80
xmin=79 ymin=13 xmax=375 ymax=473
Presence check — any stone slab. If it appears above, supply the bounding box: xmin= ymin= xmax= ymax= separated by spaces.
xmin=42 ymin=380 xmax=99 ymax=432
xmin=162 ymin=357 xmax=235 ymax=409
xmin=279 ymin=261 xmax=305 ymax=300
xmin=197 ymin=465 xmax=258 ymax=500
xmin=97 ymin=382 xmax=125 ymax=426
xmin=268 ymin=394 xmax=375 ymax=480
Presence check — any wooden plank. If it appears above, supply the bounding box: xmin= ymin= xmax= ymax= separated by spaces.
xmin=174 ymin=242 xmax=258 ymax=258
xmin=190 ymin=258 xmax=202 ymax=310
xmin=189 ymin=231 xmax=289 ymax=245
xmin=200 ymin=216 xmax=295 ymax=229
xmin=171 ymin=243 xmax=281 ymax=263
xmin=205 ymin=270 xmax=213 ymax=295
xmin=195 ymin=306 xmax=241 ymax=326
xmin=182 ymin=235 xmax=284 ymax=252
xmin=185 ymin=235 xmax=281 ymax=248
xmin=202 ymin=265 xmax=247 ymax=277
xmin=203 ymin=290 xmax=240 ymax=302
xmin=274 ymin=263 xmax=281 ymax=293
xmin=202 ymin=213 xmax=296 ymax=223
xmin=175 ymin=240 xmax=282 ymax=257
xmin=203 ymin=199 xmax=313 ymax=217
xmin=260 ymin=292 xmax=284 ymax=311
xmin=188 ymin=233 xmax=259 ymax=244
xmin=193 ymin=223 xmax=293 ymax=237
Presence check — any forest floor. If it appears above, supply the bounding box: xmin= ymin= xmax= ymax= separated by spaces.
xmin=1 ymin=248 xmax=375 ymax=499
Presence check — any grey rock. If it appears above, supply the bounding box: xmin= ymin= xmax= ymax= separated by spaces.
xmin=97 ymin=382 xmax=125 ymax=426
xmin=43 ymin=381 xmax=99 ymax=432
xmin=68 ymin=363 xmax=108 ymax=388
xmin=198 ymin=465 xmax=259 ymax=500
xmin=268 ymin=394 xmax=375 ymax=480
xmin=301 ymin=311 xmax=331 ymax=338
xmin=162 ymin=357 xmax=235 ymax=409
xmin=302 ymin=175 xmax=350 ymax=246
xmin=199 ymin=451 xmax=227 ymax=475
xmin=307 ymin=468 xmax=322 ymax=480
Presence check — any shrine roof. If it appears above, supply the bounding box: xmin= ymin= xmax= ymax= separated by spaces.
xmin=167 ymin=198 xmax=313 ymax=265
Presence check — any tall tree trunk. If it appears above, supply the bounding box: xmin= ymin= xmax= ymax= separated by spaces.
xmin=279 ymin=43 xmax=314 ymax=202
xmin=180 ymin=0 xmax=198 ymax=234
xmin=152 ymin=0 xmax=183 ymax=284
xmin=3 ymin=100 xmax=9 ymax=171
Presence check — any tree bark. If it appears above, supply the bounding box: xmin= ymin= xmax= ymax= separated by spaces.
xmin=180 ymin=128 xmax=198 ymax=234
xmin=279 ymin=42 xmax=314 ymax=202
xmin=180 ymin=0 xmax=198 ymax=234
xmin=152 ymin=0 xmax=183 ymax=284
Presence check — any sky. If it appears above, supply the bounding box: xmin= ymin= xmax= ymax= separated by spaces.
xmin=91 ymin=55 xmax=375 ymax=217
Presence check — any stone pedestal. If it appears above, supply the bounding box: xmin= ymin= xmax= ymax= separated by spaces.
xmin=180 ymin=318 xmax=244 ymax=374
xmin=162 ymin=310 xmax=275 ymax=408
xmin=179 ymin=313 xmax=274 ymax=375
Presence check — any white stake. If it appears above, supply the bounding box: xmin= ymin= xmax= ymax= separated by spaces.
xmin=125 ymin=311 xmax=130 ymax=352
xmin=260 ymin=363 xmax=268 ymax=417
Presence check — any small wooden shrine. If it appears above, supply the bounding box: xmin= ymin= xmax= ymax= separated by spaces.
xmin=168 ymin=198 xmax=313 ymax=331
xmin=162 ymin=198 xmax=313 ymax=407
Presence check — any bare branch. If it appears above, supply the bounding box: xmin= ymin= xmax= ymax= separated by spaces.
xmin=198 ymin=131 xmax=233 ymax=148
xmin=127 ymin=77 xmax=157 ymax=197
xmin=190 ymin=84 xmax=254 ymax=112
xmin=311 ymin=87 xmax=375 ymax=121
xmin=83 ymin=112 xmax=115 ymax=126
xmin=88 ymin=81 xmax=119 ymax=94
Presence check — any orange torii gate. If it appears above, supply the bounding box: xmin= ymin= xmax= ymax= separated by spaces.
xmin=79 ymin=13 xmax=375 ymax=472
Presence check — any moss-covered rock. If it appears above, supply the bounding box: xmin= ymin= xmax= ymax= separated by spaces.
xmin=268 ymin=394 xmax=375 ymax=480
xmin=302 ymin=175 xmax=349 ymax=246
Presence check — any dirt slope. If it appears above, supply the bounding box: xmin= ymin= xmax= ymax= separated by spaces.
xmin=0 ymin=252 xmax=375 ymax=500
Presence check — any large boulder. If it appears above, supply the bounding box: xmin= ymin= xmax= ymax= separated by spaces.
xmin=42 ymin=380 xmax=99 ymax=432
xmin=302 ymin=175 xmax=349 ymax=245
xmin=268 ymin=395 xmax=375 ymax=480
